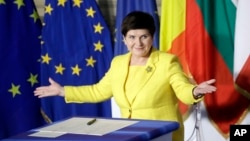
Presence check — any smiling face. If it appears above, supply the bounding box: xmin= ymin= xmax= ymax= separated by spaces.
xmin=124 ymin=29 xmax=153 ymax=58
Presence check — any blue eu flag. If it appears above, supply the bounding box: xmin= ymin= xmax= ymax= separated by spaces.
xmin=40 ymin=0 xmax=113 ymax=122
xmin=114 ymin=0 xmax=160 ymax=56
xmin=0 ymin=0 xmax=43 ymax=139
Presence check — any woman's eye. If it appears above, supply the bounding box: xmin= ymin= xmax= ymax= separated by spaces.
xmin=141 ymin=35 xmax=148 ymax=39
xmin=129 ymin=36 xmax=135 ymax=39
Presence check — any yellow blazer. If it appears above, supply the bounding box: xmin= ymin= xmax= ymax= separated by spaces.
xmin=64 ymin=48 xmax=201 ymax=141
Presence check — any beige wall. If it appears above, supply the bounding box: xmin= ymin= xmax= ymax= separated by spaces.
xmin=34 ymin=0 xmax=161 ymax=31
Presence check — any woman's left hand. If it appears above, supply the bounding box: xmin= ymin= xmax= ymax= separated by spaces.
xmin=193 ymin=79 xmax=217 ymax=98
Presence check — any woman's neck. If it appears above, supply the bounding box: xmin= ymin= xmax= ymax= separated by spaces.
xmin=130 ymin=56 xmax=148 ymax=66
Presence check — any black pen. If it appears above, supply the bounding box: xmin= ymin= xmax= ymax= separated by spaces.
xmin=87 ymin=118 xmax=96 ymax=126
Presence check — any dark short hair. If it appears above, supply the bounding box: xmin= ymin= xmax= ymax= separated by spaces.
xmin=121 ymin=11 xmax=156 ymax=36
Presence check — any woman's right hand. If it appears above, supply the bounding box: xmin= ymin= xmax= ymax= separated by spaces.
xmin=34 ymin=78 xmax=65 ymax=98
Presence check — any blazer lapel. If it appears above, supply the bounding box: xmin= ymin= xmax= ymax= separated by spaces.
xmin=128 ymin=48 xmax=158 ymax=105
xmin=116 ymin=53 xmax=132 ymax=107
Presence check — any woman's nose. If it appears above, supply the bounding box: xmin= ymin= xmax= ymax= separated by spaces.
xmin=135 ymin=38 xmax=143 ymax=45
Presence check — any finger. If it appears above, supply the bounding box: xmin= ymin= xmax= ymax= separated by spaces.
xmin=34 ymin=90 xmax=43 ymax=95
xmin=34 ymin=90 xmax=42 ymax=95
xmin=34 ymin=90 xmax=40 ymax=95
xmin=206 ymin=79 xmax=216 ymax=84
xmin=196 ymin=86 xmax=216 ymax=94
xmin=34 ymin=90 xmax=47 ymax=97
xmin=38 ymin=94 xmax=49 ymax=98
xmin=49 ymin=77 xmax=55 ymax=84
xmin=203 ymin=85 xmax=216 ymax=91
xmin=204 ymin=87 xmax=216 ymax=93
xmin=37 ymin=94 xmax=45 ymax=98
xmin=35 ymin=86 xmax=48 ymax=91
xmin=204 ymin=88 xmax=216 ymax=93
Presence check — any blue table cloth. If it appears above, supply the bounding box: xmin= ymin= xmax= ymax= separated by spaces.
xmin=3 ymin=117 xmax=179 ymax=141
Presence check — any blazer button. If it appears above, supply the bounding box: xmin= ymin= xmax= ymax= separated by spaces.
xmin=129 ymin=109 xmax=132 ymax=113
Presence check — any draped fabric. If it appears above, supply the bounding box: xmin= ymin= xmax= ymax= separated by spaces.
xmin=40 ymin=0 xmax=113 ymax=122
xmin=0 ymin=0 xmax=43 ymax=139
xmin=160 ymin=0 xmax=250 ymax=136
xmin=233 ymin=0 xmax=250 ymax=99
xmin=160 ymin=0 xmax=191 ymax=117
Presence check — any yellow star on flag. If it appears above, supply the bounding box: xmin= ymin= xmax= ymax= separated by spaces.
xmin=55 ymin=63 xmax=66 ymax=75
xmin=30 ymin=9 xmax=39 ymax=23
xmin=14 ymin=0 xmax=25 ymax=10
xmin=8 ymin=83 xmax=21 ymax=98
xmin=86 ymin=7 xmax=96 ymax=18
xmin=73 ymin=0 xmax=83 ymax=8
xmin=94 ymin=40 xmax=104 ymax=52
xmin=86 ymin=56 xmax=96 ymax=67
xmin=0 ymin=0 xmax=6 ymax=5
xmin=71 ymin=64 xmax=82 ymax=76
xmin=58 ymin=0 xmax=67 ymax=7
xmin=41 ymin=53 xmax=52 ymax=64
xmin=94 ymin=22 xmax=104 ymax=34
xmin=27 ymin=73 xmax=38 ymax=87
xmin=45 ymin=4 xmax=53 ymax=15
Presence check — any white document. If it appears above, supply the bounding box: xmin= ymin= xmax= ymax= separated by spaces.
xmin=29 ymin=131 xmax=65 ymax=138
xmin=29 ymin=117 xmax=138 ymax=138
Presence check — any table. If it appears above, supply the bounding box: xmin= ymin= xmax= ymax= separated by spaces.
xmin=3 ymin=116 xmax=179 ymax=141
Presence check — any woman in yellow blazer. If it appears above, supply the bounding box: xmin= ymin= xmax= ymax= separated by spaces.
xmin=34 ymin=11 xmax=216 ymax=141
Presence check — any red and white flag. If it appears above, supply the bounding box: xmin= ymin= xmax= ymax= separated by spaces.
xmin=234 ymin=0 xmax=250 ymax=99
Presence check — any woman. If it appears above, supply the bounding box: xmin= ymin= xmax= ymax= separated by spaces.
xmin=34 ymin=11 xmax=216 ymax=141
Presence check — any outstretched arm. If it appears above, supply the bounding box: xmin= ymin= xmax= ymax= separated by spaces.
xmin=193 ymin=79 xmax=217 ymax=99
xmin=34 ymin=78 xmax=65 ymax=98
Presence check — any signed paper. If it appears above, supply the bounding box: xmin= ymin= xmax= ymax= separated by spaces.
xmin=29 ymin=117 xmax=138 ymax=138
xmin=29 ymin=131 xmax=65 ymax=138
